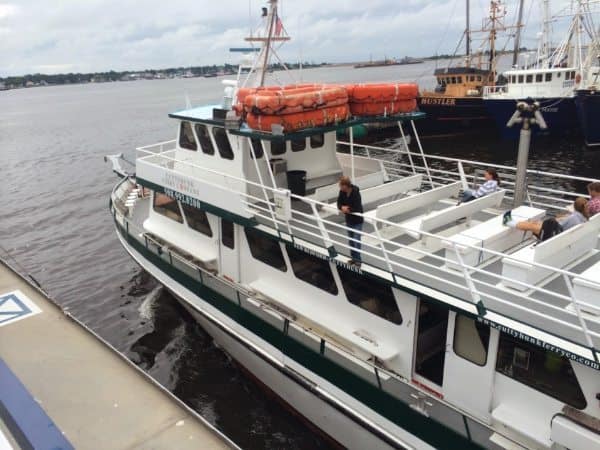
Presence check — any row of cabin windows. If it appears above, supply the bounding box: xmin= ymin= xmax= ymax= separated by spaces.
xmin=250 ymin=134 xmax=325 ymax=159
xmin=509 ymin=71 xmax=575 ymax=84
xmin=453 ymin=314 xmax=586 ymax=409
xmin=440 ymin=75 xmax=483 ymax=85
xmin=152 ymin=192 xmax=586 ymax=409
xmin=244 ymin=227 xmax=402 ymax=325
xmin=179 ymin=122 xmax=234 ymax=160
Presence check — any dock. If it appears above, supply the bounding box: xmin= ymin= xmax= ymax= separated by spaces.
xmin=0 ymin=258 xmax=237 ymax=450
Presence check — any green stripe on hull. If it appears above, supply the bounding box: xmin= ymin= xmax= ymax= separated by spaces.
xmin=116 ymin=218 xmax=483 ymax=450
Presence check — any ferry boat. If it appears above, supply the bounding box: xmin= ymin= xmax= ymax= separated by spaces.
xmin=108 ymin=2 xmax=600 ymax=448
xmin=417 ymin=1 xmax=512 ymax=136
xmin=483 ymin=1 xmax=596 ymax=139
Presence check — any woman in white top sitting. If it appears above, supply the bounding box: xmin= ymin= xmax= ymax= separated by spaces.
xmin=460 ymin=168 xmax=500 ymax=203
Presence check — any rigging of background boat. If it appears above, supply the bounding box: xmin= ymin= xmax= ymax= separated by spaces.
xmin=105 ymin=1 xmax=600 ymax=448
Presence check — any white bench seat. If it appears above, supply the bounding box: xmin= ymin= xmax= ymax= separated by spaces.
xmin=310 ymin=170 xmax=385 ymax=202
xmin=443 ymin=205 xmax=545 ymax=269
xmin=400 ymin=190 xmax=506 ymax=241
xmin=248 ymin=279 xmax=399 ymax=362
xmin=305 ymin=168 xmax=343 ymax=191
xmin=492 ymin=403 xmax=552 ymax=449
xmin=502 ymin=214 xmax=600 ymax=291
xmin=573 ymin=260 xmax=600 ymax=314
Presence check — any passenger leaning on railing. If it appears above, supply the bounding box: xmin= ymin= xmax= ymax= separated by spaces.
xmin=503 ymin=197 xmax=589 ymax=241
xmin=587 ymin=182 xmax=600 ymax=217
xmin=337 ymin=176 xmax=364 ymax=267
xmin=459 ymin=168 xmax=500 ymax=204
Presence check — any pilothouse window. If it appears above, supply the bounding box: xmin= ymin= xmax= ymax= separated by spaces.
xmin=453 ymin=314 xmax=490 ymax=366
xmin=181 ymin=203 xmax=212 ymax=237
xmin=291 ymin=137 xmax=306 ymax=152
xmin=270 ymin=140 xmax=286 ymax=156
xmin=153 ymin=192 xmax=183 ymax=223
xmin=195 ymin=124 xmax=215 ymax=155
xmin=250 ymin=138 xmax=264 ymax=159
xmin=545 ymin=73 xmax=552 ymax=82
xmin=496 ymin=332 xmax=587 ymax=409
xmin=245 ymin=228 xmax=287 ymax=272
xmin=179 ymin=122 xmax=197 ymax=151
xmin=286 ymin=245 xmax=338 ymax=295
xmin=338 ymin=266 xmax=402 ymax=324
xmin=212 ymin=127 xmax=234 ymax=160
xmin=310 ymin=134 xmax=325 ymax=149
xmin=221 ymin=219 xmax=234 ymax=249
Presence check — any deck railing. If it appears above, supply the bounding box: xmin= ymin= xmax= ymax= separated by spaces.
xmin=133 ymin=141 xmax=600 ymax=352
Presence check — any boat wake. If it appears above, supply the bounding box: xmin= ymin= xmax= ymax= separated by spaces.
xmin=138 ymin=285 xmax=163 ymax=321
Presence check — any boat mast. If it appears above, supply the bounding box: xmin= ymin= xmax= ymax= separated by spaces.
xmin=466 ymin=0 xmax=471 ymax=65
xmin=540 ymin=0 xmax=551 ymax=66
xmin=512 ymin=0 xmax=525 ymax=67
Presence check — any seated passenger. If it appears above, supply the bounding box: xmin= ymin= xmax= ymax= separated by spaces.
xmin=587 ymin=182 xmax=600 ymax=217
xmin=502 ymin=197 xmax=588 ymax=240
xmin=460 ymin=168 xmax=500 ymax=203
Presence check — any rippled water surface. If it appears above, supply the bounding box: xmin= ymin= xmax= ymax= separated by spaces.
xmin=2 ymin=63 xmax=599 ymax=449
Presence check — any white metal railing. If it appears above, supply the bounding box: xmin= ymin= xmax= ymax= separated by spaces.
xmin=133 ymin=145 xmax=600 ymax=350
xmin=482 ymin=85 xmax=508 ymax=96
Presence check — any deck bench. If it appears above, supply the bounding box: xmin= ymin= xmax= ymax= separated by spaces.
xmin=573 ymin=260 xmax=600 ymax=314
xmin=400 ymin=190 xmax=505 ymax=242
xmin=492 ymin=403 xmax=552 ymax=449
xmin=248 ymin=278 xmax=399 ymax=362
xmin=305 ymin=168 xmax=343 ymax=191
xmin=310 ymin=170 xmax=385 ymax=202
xmin=501 ymin=214 xmax=600 ymax=291
xmin=442 ymin=205 xmax=545 ymax=269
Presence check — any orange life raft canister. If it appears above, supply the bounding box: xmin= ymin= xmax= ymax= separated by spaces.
xmin=346 ymin=83 xmax=418 ymax=103
xmin=349 ymin=99 xmax=417 ymax=116
xmin=243 ymin=86 xmax=348 ymax=116
xmin=246 ymin=104 xmax=350 ymax=132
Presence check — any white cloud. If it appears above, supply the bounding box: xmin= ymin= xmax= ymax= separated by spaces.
xmin=0 ymin=0 xmax=589 ymax=76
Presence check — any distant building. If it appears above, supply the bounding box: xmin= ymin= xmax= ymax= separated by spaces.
xmin=0 ymin=82 xmax=7 ymax=90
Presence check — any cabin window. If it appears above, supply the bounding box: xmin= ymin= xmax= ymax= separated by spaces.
xmin=469 ymin=76 xmax=475 ymax=82
xmin=221 ymin=219 xmax=234 ymax=249
xmin=153 ymin=192 xmax=183 ymax=223
xmin=566 ymin=71 xmax=571 ymax=80
xmin=451 ymin=77 xmax=457 ymax=84
xmin=291 ymin=137 xmax=306 ymax=152
xmin=572 ymin=71 xmax=576 ymax=80
xmin=286 ymin=245 xmax=338 ymax=295
xmin=557 ymin=72 xmax=561 ymax=78
xmin=181 ymin=203 xmax=212 ymax=237
xmin=536 ymin=74 xmax=543 ymax=83
xmin=526 ymin=75 xmax=533 ymax=83
xmin=310 ymin=134 xmax=325 ymax=149
xmin=453 ymin=314 xmax=490 ymax=366
xmin=270 ymin=140 xmax=286 ymax=156
xmin=195 ymin=124 xmax=215 ymax=155
xmin=250 ymin=138 xmax=264 ymax=159
xmin=338 ymin=266 xmax=402 ymax=325
xmin=496 ymin=332 xmax=587 ymax=409
xmin=179 ymin=122 xmax=197 ymax=151
xmin=212 ymin=127 xmax=234 ymax=160
xmin=456 ymin=76 xmax=462 ymax=83
xmin=477 ymin=76 xmax=482 ymax=81
xmin=545 ymin=73 xmax=552 ymax=82
xmin=518 ymin=75 xmax=524 ymax=83
xmin=244 ymin=228 xmax=287 ymax=272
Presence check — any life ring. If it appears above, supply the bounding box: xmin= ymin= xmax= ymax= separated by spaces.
xmin=246 ymin=104 xmax=350 ymax=132
xmin=350 ymin=99 xmax=417 ymax=117
xmin=346 ymin=83 xmax=418 ymax=103
xmin=243 ymin=86 xmax=348 ymax=115
xmin=575 ymin=73 xmax=582 ymax=84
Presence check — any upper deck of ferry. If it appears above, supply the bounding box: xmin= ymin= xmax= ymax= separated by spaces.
xmin=110 ymin=96 xmax=600 ymax=372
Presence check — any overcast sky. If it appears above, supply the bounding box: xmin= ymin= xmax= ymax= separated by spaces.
xmin=0 ymin=0 xmax=578 ymax=76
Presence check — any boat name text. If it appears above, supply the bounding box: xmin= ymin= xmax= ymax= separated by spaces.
xmin=161 ymin=173 xmax=200 ymax=197
xmin=164 ymin=188 xmax=203 ymax=209
xmin=420 ymin=98 xmax=456 ymax=106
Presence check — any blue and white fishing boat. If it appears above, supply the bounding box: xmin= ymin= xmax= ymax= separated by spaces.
xmin=108 ymin=2 xmax=600 ymax=448
xmin=575 ymin=26 xmax=600 ymax=147
xmin=484 ymin=1 xmax=596 ymax=139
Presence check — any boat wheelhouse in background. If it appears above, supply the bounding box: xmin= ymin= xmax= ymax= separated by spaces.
xmin=483 ymin=0 xmax=598 ymax=139
xmin=108 ymin=1 xmax=600 ymax=448
xmin=417 ymin=0 xmax=516 ymax=136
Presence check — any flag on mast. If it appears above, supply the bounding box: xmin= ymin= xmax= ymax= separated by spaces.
xmin=275 ymin=14 xmax=283 ymax=36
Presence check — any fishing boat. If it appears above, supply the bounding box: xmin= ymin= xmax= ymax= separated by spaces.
xmin=417 ymin=0 xmax=517 ymax=136
xmin=575 ymin=29 xmax=600 ymax=147
xmin=483 ymin=0 xmax=597 ymax=139
xmin=108 ymin=2 xmax=600 ymax=448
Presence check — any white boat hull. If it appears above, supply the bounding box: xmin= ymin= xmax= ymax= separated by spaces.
xmin=117 ymin=231 xmax=432 ymax=450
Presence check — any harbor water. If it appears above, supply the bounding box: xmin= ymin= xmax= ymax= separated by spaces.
xmin=2 ymin=62 xmax=600 ymax=449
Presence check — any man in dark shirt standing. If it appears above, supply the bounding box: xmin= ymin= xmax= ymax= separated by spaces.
xmin=337 ymin=176 xmax=364 ymax=266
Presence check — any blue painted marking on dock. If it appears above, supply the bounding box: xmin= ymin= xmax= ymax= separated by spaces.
xmin=0 ymin=358 xmax=74 ymax=450
xmin=0 ymin=291 xmax=41 ymax=328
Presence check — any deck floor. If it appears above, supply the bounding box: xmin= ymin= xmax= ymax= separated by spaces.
xmin=0 ymin=259 xmax=233 ymax=450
